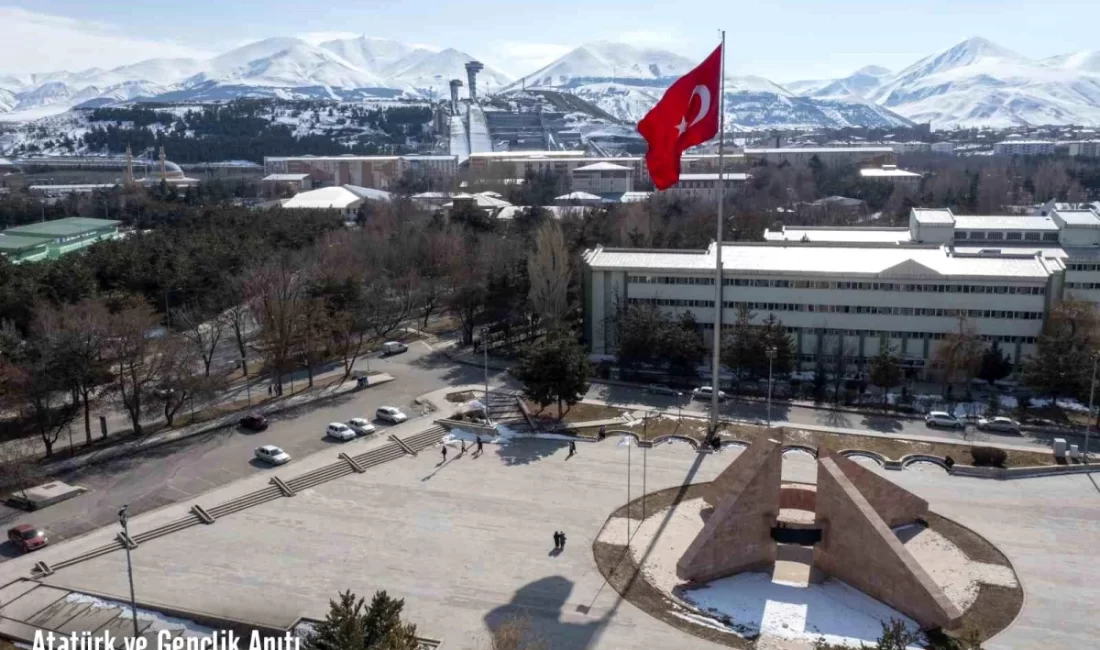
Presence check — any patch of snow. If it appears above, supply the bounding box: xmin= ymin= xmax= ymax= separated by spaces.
xmin=64 ymin=592 xmax=216 ymax=636
xmin=896 ymin=524 xmax=1017 ymax=610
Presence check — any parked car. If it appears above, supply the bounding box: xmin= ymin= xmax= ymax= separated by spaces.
xmin=375 ymin=406 xmax=408 ymax=424
xmin=692 ymin=386 xmax=728 ymax=401
xmin=254 ymin=445 xmax=291 ymax=465
xmin=925 ymin=411 xmax=963 ymax=429
xmin=382 ymin=341 xmax=409 ymax=356
xmin=325 ymin=422 xmax=356 ymax=441
xmin=7 ymin=524 xmax=48 ymax=553
xmin=645 ymin=383 xmax=679 ymax=396
xmin=239 ymin=414 xmax=268 ymax=431
xmin=977 ymin=416 xmax=1021 ymax=433
xmin=347 ymin=418 xmax=377 ymax=436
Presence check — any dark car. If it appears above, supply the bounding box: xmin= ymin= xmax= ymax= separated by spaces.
xmin=7 ymin=524 xmax=48 ymax=553
xmin=239 ymin=414 xmax=269 ymax=431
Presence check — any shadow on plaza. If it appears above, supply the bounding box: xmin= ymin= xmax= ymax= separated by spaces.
xmin=495 ymin=438 xmax=566 ymax=466
xmin=484 ymin=576 xmax=604 ymax=650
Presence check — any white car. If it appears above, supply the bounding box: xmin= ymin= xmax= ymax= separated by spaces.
xmin=254 ymin=445 xmax=290 ymax=465
xmin=977 ymin=416 xmax=1021 ymax=433
xmin=924 ymin=411 xmax=963 ymax=429
xmin=347 ymin=418 xmax=377 ymax=436
xmin=325 ymin=422 xmax=356 ymax=441
xmin=375 ymin=406 xmax=408 ymax=424
xmin=692 ymin=386 xmax=728 ymax=401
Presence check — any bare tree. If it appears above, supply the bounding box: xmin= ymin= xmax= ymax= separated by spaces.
xmin=932 ymin=316 xmax=983 ymax=397
xmin=218 ymin=276 xmax=254 ymax=377
xmin=177 ymin=306 xmax=225 ymax=377
xmin=0 ymin=438 xmax=42 ymax=500
xmin=245 ymin=255 xmax=307 ymax=395
xmin=294 ymin=297 xmax=333 ymax=388
xmin=527 ymin=219 xmax=572 ymax=331
xmin=105 ymin=300 xmax=167 ymax=436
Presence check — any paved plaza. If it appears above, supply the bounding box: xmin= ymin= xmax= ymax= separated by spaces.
xmin=1 ymin=425 xmax=1098 ymax=649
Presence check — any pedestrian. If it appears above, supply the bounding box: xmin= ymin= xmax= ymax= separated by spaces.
xmin=461 ymin=440 xmax=467 ymax=454
xmin=267 ymin=384 xmax=272 ymax=396
xmin=441 ymin=445 xmax=447 ymax=462
xmin=568 ymin=440 xmax=576 ymax=458
xmin=560 ymin=531 xmax=567 ymax=549
xmin=598 ymin=425 xmax=606 ymax=441
xmin=553 ymin=531 xmax=561 ymax=549
xmin=476 ymin=436 xmax=483 ymax=456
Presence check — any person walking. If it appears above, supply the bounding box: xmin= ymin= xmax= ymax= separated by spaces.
xmin=568 ymin=440 xmax=577 ymax=458
xmin=553 ymin=531 xmax=561 ymax=550
xmin=441 ymin=445 xmax=447 ymax=463
xmin=476 ymin=436 xmax=483 ymax=456
xmin=461 ymin=440 xmax=467 ymax=455
xmin=560 ymin=531 xmax=567 ymax=549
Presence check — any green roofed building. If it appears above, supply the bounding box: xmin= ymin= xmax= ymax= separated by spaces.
xmin=0 ymin=217 xmax=122 ymax=263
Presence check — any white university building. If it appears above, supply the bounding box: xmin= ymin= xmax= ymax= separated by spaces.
xmin=583 ymin=206 xmax=1100 ymax=378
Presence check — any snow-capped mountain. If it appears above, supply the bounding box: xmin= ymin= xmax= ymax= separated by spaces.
xmin=503 ymin=42 xmax=911 ymax=130
xmin=787 ymin=66 xmax=893 ymax=101
xmin=1044 ymin=51 xmax=1100 ymax=75
xmin=0 ymin=36 xmax=507 ymax=120
xmin=870 ymin=37 xmax=1100 ymax=128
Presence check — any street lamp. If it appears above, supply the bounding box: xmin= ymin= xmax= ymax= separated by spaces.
xmin=677 ymin=392 xmax=684 ymax=422
xmin=766 ymin=346 xmax=777 ymax=428
xmin=481 ymin=326 xmax=490 ymax=407
xmin=1087 ymin=354 xmax=1098 ymax=463
xmin=118 ymin=505 xmax=140 ymax=638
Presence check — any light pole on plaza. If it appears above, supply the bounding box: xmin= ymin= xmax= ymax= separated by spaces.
xmin=118 ymin=505 xmax=140 ymax=639
xmin=1087 ymin=353 xmax=1098 ymax=463
xmin=766 ymin=346 xmax=777 ymax=428
xmin=481 ymin=326 xmax=490 ymax=408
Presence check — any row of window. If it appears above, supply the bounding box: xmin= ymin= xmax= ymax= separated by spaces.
xmin=1067 ymin=282 xmax=1100 ymax=290
xmin=1067 ymin=263 xmax=1100 ymax=272
xmin=627 ymin=276 xmax=1045 ymax=295
xmin=954 ymin=230 xmax=1059 ymax=242
xmin=695 ymin=322 xmax=1038 ymax=345
xmin=627 ymin=297 xmax=1044 ymax=320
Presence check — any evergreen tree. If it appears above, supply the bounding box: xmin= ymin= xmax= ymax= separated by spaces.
xmin=977 ymin=341 xmax=1013 ymax=387
xmin=362 ymin=592 xmax=419 ymax=650
xmin=515 ymin=333 xmax=592 ymax=418
xmin=305 ymin=590 xmax=418 ymax=650
xmin=662 ymin=312 xmax=706 ymax=379
xmin=868 ymin=340 xmax=903 ymax=407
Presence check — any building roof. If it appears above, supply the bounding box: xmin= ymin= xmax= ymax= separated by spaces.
xmin=812 ymin=196 xmax=864 ymax=207
xmin=764 ymin=227 xmax=910 ymax=243
xmin=0 ymin=235 xmax=48 ymax=252
xmin=265 ymin=156 xmax=400 ymax=162
xmin=3 ymin=217 xmax=121 ymax=239
xmin=573 ymin=162 xmax=632 ymax=172
xmin=860 ymin=167 xmax=921 ymax=178
xmin=1053 ymin=210 xmax=1100 ymax=228
xmin=618 ymin=191 xmax=653 ymax=203
xmin=744 ymin=147 xmax=894 ymax=154
xmin=467 ymin=151 xmax=585 ymax=159
xmin=450 ymin=192 xmax=512 ymax=209
xmin=555 ymin=191 xmax=604 ymax=202
xmin=263 ymin=173 xmax=311 ymax=182
xmin=677 ymin=173 xmax=751 ymax=182
xmin=584 ymin=242 xmax=1055 ymax=280
xmin=0 ymin=157 xmax=14 ymax=167
xmin=953 ymin=215 xmax=1058 ymax=231
xmin=283 ymin=186 xmax=365 ymax=210
xmin=28 ymin=184 xmax=117 ymax=192
xmin=344 ymin=185 xmax=393 ymax=202
xmin=912 ymin=208 xmax=955 ymax=225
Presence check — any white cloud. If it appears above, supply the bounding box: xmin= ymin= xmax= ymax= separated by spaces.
xmin=482 ymin=41 xmax=573 ymax=78
xmin=0 ymin=7 xmax=213 ymax=75
xmin=297 ymin=31 xmax=360 ymax=45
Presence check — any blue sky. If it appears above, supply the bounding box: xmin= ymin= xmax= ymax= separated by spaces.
xmin=2 ymin=1 xmax=1098 ymax=81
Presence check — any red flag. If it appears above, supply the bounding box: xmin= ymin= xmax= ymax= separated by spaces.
xmin=637 ymin=44 xmax=723 ymax=190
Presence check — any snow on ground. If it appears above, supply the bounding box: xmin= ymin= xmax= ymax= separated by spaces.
xmin=904 ymin=460 xmax=949 ymax=473
xmin=894 ymin=524 xmax=1017 ymax=611
xmin=64 ymin=592 xmax=216 ymax=636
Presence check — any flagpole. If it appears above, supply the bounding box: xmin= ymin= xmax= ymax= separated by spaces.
xmin=709 ymin=30 xmax=727 ymax=440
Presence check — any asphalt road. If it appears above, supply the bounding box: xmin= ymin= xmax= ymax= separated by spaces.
xmin=0 ymin=341 xmax=489 ymax=560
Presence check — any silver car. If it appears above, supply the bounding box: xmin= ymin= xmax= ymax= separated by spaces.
xmin=325 ymin=422 xmax=356 ymax=441
xmin=347 ymin=418 xmax=377 ymax=436
xmin=924 ymin=411 xmax=963 ymax=429
xmin=977 ymin=416 xmax=1021 ymax=433
xmin=254 ymin=445 xmax=291 ymax=465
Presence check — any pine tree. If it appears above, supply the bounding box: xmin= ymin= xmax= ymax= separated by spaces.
xmin=977 ymin=341 xmax=1013 ymax=387
xmin=868 ymin=341 xmax=903 ymax=408
xmin=362 ymin=591 xmax=419 ymax=650
xmin=305 ymin=591 xmax=367 ymax=650
xmin=515 ymin=333 xmax=592 ymax=418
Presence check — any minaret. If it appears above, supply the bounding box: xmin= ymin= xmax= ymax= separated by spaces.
xmin=464 ymin=61 xmax=484 ymax=102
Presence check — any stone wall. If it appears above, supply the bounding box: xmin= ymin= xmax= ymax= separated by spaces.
xmin=779 ymin=484 xmax=816 ymax=511
xmin=820 ymin=447 xmax=927 ymax=527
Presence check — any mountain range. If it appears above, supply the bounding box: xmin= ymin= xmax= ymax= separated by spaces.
xmin=2 ymin=35 xmax=1099 ymax=130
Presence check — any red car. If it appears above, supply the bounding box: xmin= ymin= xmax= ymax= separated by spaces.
xmin=7 ymin=524 xmax=49 ymax=553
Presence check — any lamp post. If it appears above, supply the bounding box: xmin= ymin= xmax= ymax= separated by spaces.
xmin=677 ymin=392 xmax=684 ymax=422
xmin=766 ymin=346 xmax=777 ymax=428
xmin=481 ymin=326 xmax=490 ymax=407
xmin=118 ymin=505 xmax=140 ymax=638
xmin=1087 ymin=354 xmax=1098 ymax=463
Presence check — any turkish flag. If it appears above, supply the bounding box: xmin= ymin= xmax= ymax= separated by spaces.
xmin=637 ymin=44 xmax=723 ymax=190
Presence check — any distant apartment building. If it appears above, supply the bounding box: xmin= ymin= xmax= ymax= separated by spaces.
xmin=890 ymin=142 xmax=931 ymax=154
xmin=993 ymin=140 xmax=1055 ymax=156
xmin=0 ymin=217 xmax=121 ymax=263
xmin=664 ymin=173 xmax=750 ymax=202
xmin=859 ymin=165 xmax=922 ymax=191
xmin=930 ymin=142 xmax=956 ymax=155
xmin=743 ymin=147 xmax=895 ymax=167
xmin=262 ymin=173 xmax=313 ymax=195
xmin=570 ymin=163 xmax=633 ymax=195
xmin=1068 ymin=141 xmax=1100 ymax=158
xmin=466 ymin=151 xmax=747 ymax=189
xmin=263 ymin=155 xmax=459 ymax=190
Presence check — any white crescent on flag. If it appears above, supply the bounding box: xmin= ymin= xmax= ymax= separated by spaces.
xmin=688 ymin=85 xmax=711 ymax=127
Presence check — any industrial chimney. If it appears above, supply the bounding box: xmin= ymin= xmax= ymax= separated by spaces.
xmin=449 ymin=79 xmax=463 ymax=114
xmin=464 ymin=61 xmax=484 ymax=102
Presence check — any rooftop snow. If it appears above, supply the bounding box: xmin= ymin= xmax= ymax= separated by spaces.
xmin=263 ymin=173 xmax=311 ymax=181
xmin=744 ymin=147 xmax=894 ymax=154
xmin=282 ymin=185 xmax=389 ymax=209
xmin=1053 ymin=210 xmax=1100 ymax=227
xmin=584 ymin=243 xmax=1054 ymax=279
xmin=573 ymin=162 xmax=631 ymax=171
xmin=954 ymin=215 xmax=1058 ymax=231
xmin=860 ymin=167 xmax=921 ymax=178
xmin=764 ymin=227 xmax=910 ymax=243
xmin=676 ymin=173 xmax=751 ymax=181
xmin=912 ymin=208 xmax=955 ymax=224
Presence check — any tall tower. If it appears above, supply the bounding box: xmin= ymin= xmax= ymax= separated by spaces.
xmin=124 ymin=144 xmax=134 ymax=186
xmin=449 ymin=79 xmax=463 ymax=114
xmin=464 ymin=61 xmax=484 ymax=102
xmin=158 ymin=146 xmax=167 ymax=181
